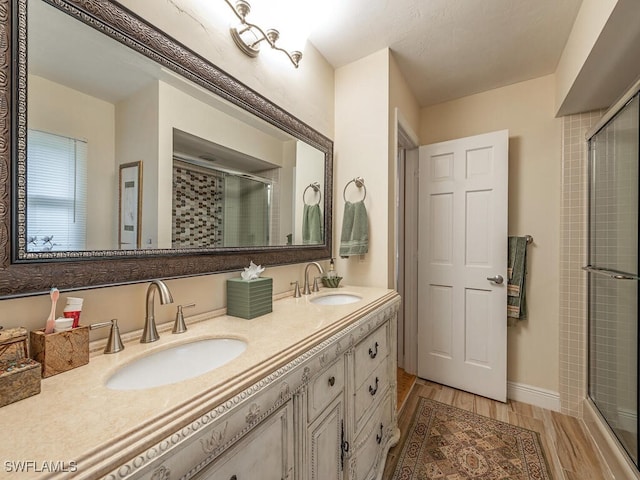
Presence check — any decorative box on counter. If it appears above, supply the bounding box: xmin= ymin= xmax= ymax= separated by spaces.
xmin=0 ymin=327 xmax=41 ymax=407
xmin=227 ymin=277 xmax=273 ymax=319
xmin=30 ymin=326 xmax=89 ymax=378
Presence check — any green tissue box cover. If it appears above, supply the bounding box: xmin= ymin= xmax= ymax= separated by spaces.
xmin=227 ymin=277 xmax=273 ymax=319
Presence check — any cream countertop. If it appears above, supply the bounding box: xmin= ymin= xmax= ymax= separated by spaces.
xmin=0 ymin=286 xmax=398 ymax=479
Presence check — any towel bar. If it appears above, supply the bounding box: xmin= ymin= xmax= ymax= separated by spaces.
xmin=582 ymin=266 xmax=639 ymax=280
xmin=343 ymin=177 xmax=367 ymax=202
xmin=303 ymin=182 xmax=321 ymax=205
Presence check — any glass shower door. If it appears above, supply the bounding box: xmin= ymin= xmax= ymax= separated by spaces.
xmin=587 ymin=94 xmax=639 ymax=466
xmin=223 ymin=175 xmax=271 ymax=247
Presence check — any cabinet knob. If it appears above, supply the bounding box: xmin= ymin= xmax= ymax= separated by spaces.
xmin=369 ymin=342 xmax=379 ymax=359
xmin=369 ymin=377 xmax=379 ymax=396
xmin=328 ymin=376 xmax=336 ymax=387
xmin=230 ymin=476 xmax=237 ymax=480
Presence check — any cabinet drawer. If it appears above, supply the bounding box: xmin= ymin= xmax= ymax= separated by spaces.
xmin=308 ymin=356 xmax=345 ymax=422
xmin=350 ymin=392 xmax=392 ymax=480
xmin=353 ymin=357 xmax=389 ymax=433
xmin=354 ymin=323 xmax=388 ymax=388
xmin=196 ymin=403 xmax=294 ymax=480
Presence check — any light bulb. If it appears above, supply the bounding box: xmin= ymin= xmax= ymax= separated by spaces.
xmin=252 ymin=0 xmax=328 ymax=52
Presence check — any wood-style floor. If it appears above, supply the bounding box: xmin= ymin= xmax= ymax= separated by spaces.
xmin=396 ymin=367 xmax=416 ymax=410
xmin=385 ymin=375 xmax=613 ymax=480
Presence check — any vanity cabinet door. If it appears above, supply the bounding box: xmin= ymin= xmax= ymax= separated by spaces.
xmin=306 ymin=396 xmax=344 ymax=480
xmin=195 ymin=402 xmax=294 ymax=480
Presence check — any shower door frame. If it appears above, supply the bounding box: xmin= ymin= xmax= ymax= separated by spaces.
xmin=585 ymin=82 xmax=640 ymax=472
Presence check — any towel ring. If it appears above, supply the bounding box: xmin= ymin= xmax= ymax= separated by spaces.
xmin=303 ymin=182 xmax=322 ymax=206
xmin=343 ymin=177 xmax=366 ymax=202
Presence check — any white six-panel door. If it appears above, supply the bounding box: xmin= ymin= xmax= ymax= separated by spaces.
xmin=417 ymin=130 xmax=508 ymax=402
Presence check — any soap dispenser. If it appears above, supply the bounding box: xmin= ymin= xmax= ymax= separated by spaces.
xmin=327 ymin=258 xmax=337 ymax=279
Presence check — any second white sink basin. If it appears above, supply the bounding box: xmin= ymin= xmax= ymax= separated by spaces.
xmin=106 ymin=338 xmax=247 ymax=391
xmin=310 ymin=293 xmax=362 ymax=305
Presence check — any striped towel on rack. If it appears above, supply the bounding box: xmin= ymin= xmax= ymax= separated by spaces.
xmin=339 ymin=201 xmax=368 ymax=257
xmin=507 ymin=236 xmax=528 ymax=320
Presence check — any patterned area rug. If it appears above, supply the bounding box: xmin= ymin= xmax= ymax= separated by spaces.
xmin=392 ymin=397 xmax=552 ymax=479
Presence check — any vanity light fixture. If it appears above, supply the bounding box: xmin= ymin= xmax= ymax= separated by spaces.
xmin=224 ymin=0 xmax=303 ymax=68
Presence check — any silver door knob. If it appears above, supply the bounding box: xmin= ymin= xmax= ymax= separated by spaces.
xmin=487 ymin=275 xmax=504 ymax=284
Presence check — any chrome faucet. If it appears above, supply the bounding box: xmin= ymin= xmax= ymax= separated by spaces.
xmin=303 ymin=262 xmax=324 ymax=295
xmin=141 ymin=280 xmax=174 ymax=343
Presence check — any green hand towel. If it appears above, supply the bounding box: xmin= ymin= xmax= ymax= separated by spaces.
xmin=302 ymin=204 xmax=323 ymax=244
xmin=340 ymin=201 xmax=369 ymax=257
xmin=507 ymin=236 xmax=528 ymax=319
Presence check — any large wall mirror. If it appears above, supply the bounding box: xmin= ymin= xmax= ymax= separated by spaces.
xmin=0 ymin=0 xmax=333 ymax=297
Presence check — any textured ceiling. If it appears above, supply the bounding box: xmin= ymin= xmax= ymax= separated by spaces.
xmin=309 ymin=0 xmax=583 ymax=107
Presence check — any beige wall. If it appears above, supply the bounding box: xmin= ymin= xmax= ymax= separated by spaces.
xmin=293 ymin=142 xmax=326 ymax=244
xmin=555 ymin=0 xmax=618 ymax=113
xmin=334 ymin=50 xmax=390 ymax=287
xmin=116 ymin=82 xmax=160 ymax=248
xmin=333 ymin=49 xmax=420 ymax=288
xmin=389 ymin=54 xmax=420 ymax=135
xmin=420 ymin=75 xmax=561 ymax=392
xmin=118 ymin=0 xmax=334 ymax=139
xmin=157 ymin=81 xmax=288 ymax=247
xmin=158 ymin=82 xmax=286 ymax=168
xmin=2 ymin=1 xmax=335 ymax=340
xmin=389 ymin=53 xmax=421 ymax=287
xmin=280 ymin=141 xmax=297 ymax=243
xmin=0 ymin=265 xmax=327 ymax=339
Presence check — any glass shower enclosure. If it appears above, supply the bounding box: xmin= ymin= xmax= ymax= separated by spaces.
xmin=586 ymin=92 xmax=639 ymax=467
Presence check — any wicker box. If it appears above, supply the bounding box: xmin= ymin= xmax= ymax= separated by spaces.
xmin=0 ymin=359 xmax=41 ymax=407
xmin=30 ymin=326 xmax=89 ymax=378
xmin=0 ymin=327 xmax=41 ymax=407
xmin=227 ymin=277 xmax=273 ymax=319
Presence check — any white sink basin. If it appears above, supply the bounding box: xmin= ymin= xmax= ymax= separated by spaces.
xmin=310 ymin=293 xmax=362 ymax=305
xmin=106 ymin=338 xmax=247 ymax=391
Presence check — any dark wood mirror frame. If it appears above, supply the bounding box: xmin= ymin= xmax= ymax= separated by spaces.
xmin=0 ymin=0 xmax=333 ymax=298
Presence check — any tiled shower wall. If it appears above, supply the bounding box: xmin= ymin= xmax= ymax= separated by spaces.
xmin=172 ymin=164 xmax=224 ymax=248
xmin=559 ymin=109 xmax=605 ymax=416
xmin=172 ymin=164 xmax=281 ymax=248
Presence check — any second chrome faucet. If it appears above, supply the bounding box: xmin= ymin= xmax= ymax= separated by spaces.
xmin=141 ymin=280 xmax=174 ymax=343
xmin=303 ymin=262 xmax=324 ymax=295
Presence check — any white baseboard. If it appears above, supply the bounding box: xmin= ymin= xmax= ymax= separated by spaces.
xmin=507 ymin=381 xmax=561 ymax=411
